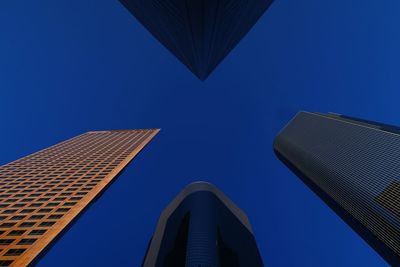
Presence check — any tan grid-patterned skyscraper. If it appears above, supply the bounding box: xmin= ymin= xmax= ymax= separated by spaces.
xmin=0 ymin=129 xmax=159 ymax=266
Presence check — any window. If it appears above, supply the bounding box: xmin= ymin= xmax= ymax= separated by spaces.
xmin=4 ymin=248 xmax=26 ymax=256
xmin=21 ymin=209 xmax=35 ymax=214
xmin=38 ymin=208 xmax=52 ymax=213
xmin=17 ymin=239 xmax=37 ymax=245
xmin=8 ymin=230 xmax=26 ymax=236
xmin=0 ymin=260 xmax=13 ymax=266
xmin=39 ymin=221 xmax=55 ymax=227
xmin=48 ymin=214 xmax=63 ymax=219
xmin=10 ymin=215 xmax=26 ymax=220
xmin=12 ymin=203 xmax=26 ymax=208
xmin=0 ymin=239 xmax=14 ymax=245
xmin=63 ymin=202 xmax=76 ymax=206
xmin=29 ymin=229 xmax=46 ymax=236
xmin=29 ymin=215 xmax=44 ymax=220
xmin=2 ymin=210 xmax=17 ymax=214
xmin=20 ymin=222 xmax=35 ymax=227
xmin=0 ymin=223 xmax=16 ymax=228
xmin=56 ymin=208 xmax=70 ymax=213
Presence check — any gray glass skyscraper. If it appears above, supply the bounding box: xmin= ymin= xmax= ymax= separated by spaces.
xmin=142 ymin=181 xmax=264 ymax=266
xmin=274 ymin=111 xmax=400 ymax=265
xmin=119 ymin=0 xmax=274 ymax=80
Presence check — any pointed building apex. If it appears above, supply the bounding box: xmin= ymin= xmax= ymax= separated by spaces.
xmin=120 ymin=0 xmax=274 ymax=80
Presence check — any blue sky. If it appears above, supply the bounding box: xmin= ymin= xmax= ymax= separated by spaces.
xmin=1 ymin=0 xmax=399 ymax=266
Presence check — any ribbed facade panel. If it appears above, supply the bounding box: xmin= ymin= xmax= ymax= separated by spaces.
xmin=274 ymin=112 xmax=400 ymax=265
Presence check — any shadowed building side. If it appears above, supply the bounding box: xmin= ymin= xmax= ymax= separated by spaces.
xmin=119 ymin=0 xmax=274 ymax=80
xmin=274 ymin=111 xmax=400 ymax=265
xmin=142 ymin=181 xmax=264 ymax=266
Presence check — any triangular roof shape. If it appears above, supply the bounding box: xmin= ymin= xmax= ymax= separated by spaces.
xmin=120 ymin=0 xmax=274 ymax=80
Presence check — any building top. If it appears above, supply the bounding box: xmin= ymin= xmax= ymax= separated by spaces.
xmin=143 ymin=181 xmax=263 ymax=267
xmin=119 ymin=0 xmax=274 ymax=80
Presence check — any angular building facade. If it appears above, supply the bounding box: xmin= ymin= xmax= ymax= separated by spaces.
xmin=142 ymin=181 xmax=264 ymax=267
xmin=274 ymin=111 xmax=400 ymax=265
xmin=119 ymin=0 xmax=274 ymax=80
xmin=0 ymin=129 xmax=159 ymax=266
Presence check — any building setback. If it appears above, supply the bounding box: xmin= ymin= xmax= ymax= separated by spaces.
xmin=119 ymin=0 xmax=274 ymax=80
xmin=0 ymin=129 xmax=159 ymax=266
xmin=274 ymin=111 xmax=400 ymax=265
xmin=142 ymin=181 xmax=264 ymax=267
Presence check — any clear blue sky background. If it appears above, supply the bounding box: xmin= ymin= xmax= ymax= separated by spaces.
xmin=1 ymin=0 xmax=399 ymax=266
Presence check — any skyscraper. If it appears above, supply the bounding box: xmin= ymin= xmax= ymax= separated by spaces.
xmin=0 ymin=129 xmax=159 ymax=266
xmin=119 ymin=0 xmax=274 ymax=80
xmin=274 ymin=111 xmax=400 ymax=265
xmin=142 ymin=181 xmax=264 ymax=267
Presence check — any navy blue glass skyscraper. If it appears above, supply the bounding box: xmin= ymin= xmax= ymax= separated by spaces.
xmin=119 ymin=0 xmax=274 ymax=80
xmin=142 ymin=181 xmax=264 ymax=266
xmin=274 ymin=112 xmax=400 ymax=265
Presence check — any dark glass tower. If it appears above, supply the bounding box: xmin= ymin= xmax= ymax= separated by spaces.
xmin=274 ymin=111 xmax=400 ymax=265
xmin=142 ymin=181 xmax=264 ymax=266
xmin=119 ymin=0 xmax=274 ymax=80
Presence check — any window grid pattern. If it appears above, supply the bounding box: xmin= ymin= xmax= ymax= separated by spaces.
xmin=0 ymin=129 xmax=159 ymax=266
xmin=274 ymin=112 xmax=400 ymax=264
